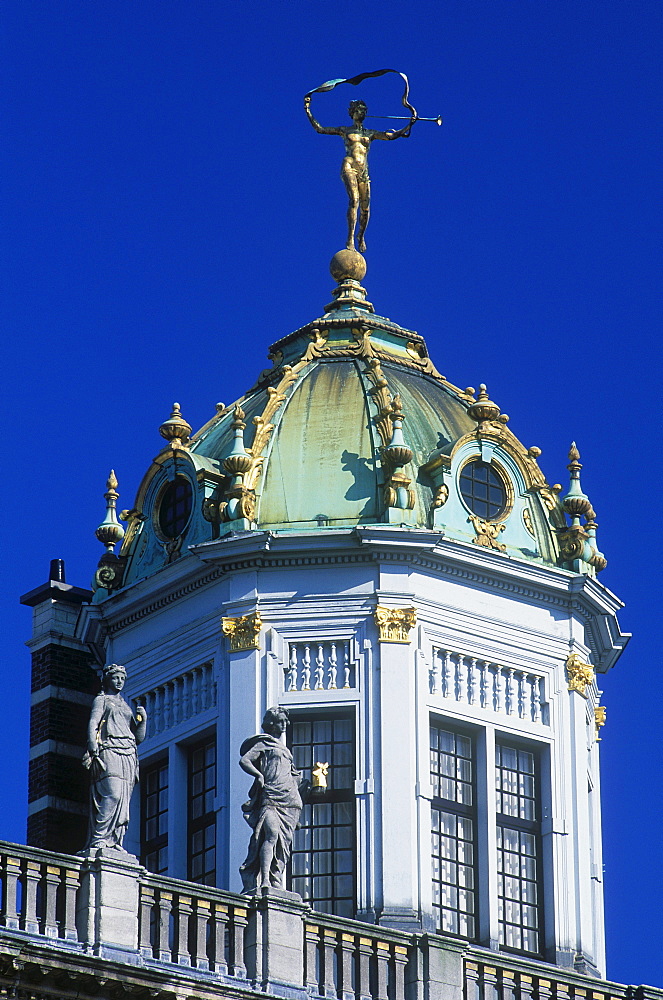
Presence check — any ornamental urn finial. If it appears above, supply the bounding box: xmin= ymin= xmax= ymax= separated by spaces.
xmin=223 ymin=405 xmax=253 ymax=477
xmin=467 ymin=384 xmax=501 ymax=425
xmin=95 ymin=470 xmax=125 ymax=552
xmin=159 ymin=402 xmax=192 ymax=449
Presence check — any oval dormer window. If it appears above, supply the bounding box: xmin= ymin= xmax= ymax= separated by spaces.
xmin=158 ymin=477 xmax=193 ymax=538
xmin=459 ymin=459 xmax=508 ymax=521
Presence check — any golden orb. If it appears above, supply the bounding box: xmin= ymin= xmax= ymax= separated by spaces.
xmin=329 ymin=249 xmax=367 ymax=283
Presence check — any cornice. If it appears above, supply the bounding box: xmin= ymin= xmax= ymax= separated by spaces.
xmin=87 ymin=527 xmax=629 ymax=669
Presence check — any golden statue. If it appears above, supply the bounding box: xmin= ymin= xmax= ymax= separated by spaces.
xmin=304 ymin=95 xmax=415 ymax=253
xmin=304 ymin=70 xmax=422 ymax=253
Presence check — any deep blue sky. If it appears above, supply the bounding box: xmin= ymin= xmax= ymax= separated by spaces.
xmin=1 ymin=1 xmax=660 ymax=985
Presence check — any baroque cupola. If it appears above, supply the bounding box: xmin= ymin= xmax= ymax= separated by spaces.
xmin=90 ymin=249 xmax=600 ymax=599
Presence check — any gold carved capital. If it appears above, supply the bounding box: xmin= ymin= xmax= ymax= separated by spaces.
xmin=566 ymin=653 xmax=594 ymax=696
xmin=375 ymin=606 xmax=417 ymax=643
xmin=594 ymin=705 xmax=607 ymax=740
xmin=221 ymin=611 xmax=263 ymax=652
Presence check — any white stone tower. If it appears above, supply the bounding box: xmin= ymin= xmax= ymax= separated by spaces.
xmin=72 ymin=248 xmax=627 ymax=978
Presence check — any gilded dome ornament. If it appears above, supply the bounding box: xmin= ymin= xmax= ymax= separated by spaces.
xmin=93 ymin=470 xmax=126 ymax=593
xmin=467 ymin=384 xmax=501 ymax=427
xmin=159 ymin=402 xmax=192 ymax=450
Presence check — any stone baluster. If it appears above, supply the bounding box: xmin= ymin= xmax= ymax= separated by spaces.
xmin=175 ymin=675 xmax=184 ymax=725
xmin=288 ymin=646 xmax=299 ymax=691
xmin=211 ymin=902 xmax=229 ymax=975
xmin=442 ymin=650 xmax=451 ymax=698
xmin=174 ymin=894 xmax=192 ymax=966
xmin=534 ymin=676 xmax=544 ymax=723
xmin=457 ymin=655 xmax=466 ymax=702
xmin=229 ymin=905 xmax=247 ymax=978
xmin=464 ymin=960 xmax=480 ymax=1000
xmin=2 ymin=855 xmax=21 ymax=929
xmin=191 ymin=898 xmax=210 ymax=971
xmin=153 ymin=686 xmax=163 ymax=734
xmin=375 ymin=941 xmax=390 ymax=1000
xmin=315 ymin=645 xmax=325 ymax=690
xmin=339 ymin=933 xmax=356 ymax=1000
xmin=139 ymin=883 xmax=155 ymax=958
xmin=343 ymin=644 xmax=351 ymax=688
xmin=23 ymin=860 xmax=42 ymax=935
xmin=62 ymin=867 xmax=79 ymax=941
xmin=393 ymin=944 xmax=408 ymax=1000
xmin=329 ymin=643 xmax=338 ymax=689
xmin=322 ymin=928 xmax=337 ymax=999
xmin=357 ymin=937 xmax=374 ymax=1000
xmin=42 ymin=865 xmax=61 ymax=938
xmin=519 ymin=972 xmax=536 ymax=1000
xmin=495 ymin=666 xmax=504 ymax=713
xmin=517 ymin=671 xmax=526 ymax=718
xmin=480 ymin=661 xmax=488 ymax=708
xmin=537 ymin=976 xmax=553 ymax=1000
xmin=506 ymin=667 xmax=515 ymax=715
xmin=482 ymin=964 xmax=499 ymax=1000
xmin=302 ymin=645 xmax=311 ymax=690
xmin=305 ymin=924 xmax=321 ymax=995
xmin=431 ymin=649 xmax=442 ymax=694
xmin=502 ymin=968 xmax=517 ymax=1000
xmin=192 ymin=668 xmax=202 ymax=717
xmin=469 ymin=657 xmax=478 ymax=705
xmin=156 ymin=890 xmax=173 ymax=962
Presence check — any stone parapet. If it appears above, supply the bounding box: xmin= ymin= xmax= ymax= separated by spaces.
xmin=0 ymin=840 xmax=657 ymax=1000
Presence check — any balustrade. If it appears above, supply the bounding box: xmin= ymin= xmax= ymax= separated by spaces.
xmin=133 ymin=662 xmax=216 ymax=736
xmin=286 ymin=641 xmax=355 ymax=692
xmin=0 ymin=842 xmax=81 ymax=942
xmin=430 ymin=650 xmax=547 ymax=724
xmin=138 ymin=873 xmax=246 ymax=977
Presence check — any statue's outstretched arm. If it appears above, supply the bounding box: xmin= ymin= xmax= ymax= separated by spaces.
xmin=373 ymin=118 xmax=418 ymax=141
xmin=304 ymin=96 xmax=342 ymax=136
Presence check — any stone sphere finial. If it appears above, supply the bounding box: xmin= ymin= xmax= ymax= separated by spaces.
xmin=330 ymin=249 xmax=367 ymax=283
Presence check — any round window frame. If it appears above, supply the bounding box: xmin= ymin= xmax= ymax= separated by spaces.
xmin=153 ymin=475 xmax=194 ymax=541
xmin=457 ymin=455 xmax=514 ymax=523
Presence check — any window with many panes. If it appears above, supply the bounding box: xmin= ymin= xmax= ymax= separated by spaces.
xmin=188 ymin=736 xmax=216 ymax=885
xmin=289 ymin=715 xmax=355 ymax=917
xmin=495 ymin=742 xmax=542 ymax=955
xmin=142 ymin=759 xmax=168 ymax=874
xmin=430 ymin=723 xmax=477 ymax=938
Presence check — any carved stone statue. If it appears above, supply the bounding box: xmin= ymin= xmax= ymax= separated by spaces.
xmin=239 ymin=707 xmax=308 ymax=891
xmin=304 ymin=95 xmax=413 ymax=253
xmin=82 ymin=664 xmax=147 ymax=853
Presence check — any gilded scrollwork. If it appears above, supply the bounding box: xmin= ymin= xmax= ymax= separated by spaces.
xmin=469 ymin=515 xmax=507 ymax=551
xmin=432 ymin=484 xmax=449 ymax=509
xmin=222 ymin=611 xmax=263 ymax=652
xmin=374 ymin=606 xmax=417 ymax=643
xmin=566 ymin=653 xmax=595 ymax=696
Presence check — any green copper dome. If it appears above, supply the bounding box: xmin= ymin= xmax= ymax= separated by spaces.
xmin=104 ymin=260 xmax=571 ymax=595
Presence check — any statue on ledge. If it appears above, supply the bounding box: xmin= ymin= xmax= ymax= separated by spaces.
xmin=239 ymin=706 xmax=309 ymax=891
xmin=82 ymin=663 xmax=147 ymax=853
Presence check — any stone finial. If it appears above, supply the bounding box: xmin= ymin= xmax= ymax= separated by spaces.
xmin=467 ymin=384 xmax=500 ymax=425
xmin=95 ymin=470 xmax=125 ymax=553
xmin=159 ymin=402 xmax=192 ymax=449
xmin=562 ymin=442 xmax=592 ymax=520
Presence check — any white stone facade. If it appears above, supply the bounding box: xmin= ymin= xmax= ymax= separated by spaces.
xmin=78 ymin=524 xmax=627 ymax=977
